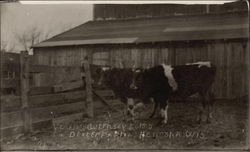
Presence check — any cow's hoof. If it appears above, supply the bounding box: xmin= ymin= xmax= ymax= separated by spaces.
xmin=196 ymin=119 xmax=201 ymax=124
xmin=128 ymin=120 xmax=135 ymax=123
xmin=149 ymin=115 xmax=154 ymax=118
xmin=209 ymin=113 xmax=213 ymax=119
xmin=125 ymin=117 xmax=135 ymax=123
xmin=162 ymin=119 xmax=168 ymax=125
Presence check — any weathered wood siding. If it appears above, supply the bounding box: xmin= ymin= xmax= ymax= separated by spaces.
xmin=33 ymin=40 xmax=249 ymax=99
xmin=94 ymin=2 xmax=248 ymax=20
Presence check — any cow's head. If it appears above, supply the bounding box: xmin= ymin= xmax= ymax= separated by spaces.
xmin=126 ymin=98 xmax=144 ymax=119
xmin=130 ymin=68 xmax=144 ymax=90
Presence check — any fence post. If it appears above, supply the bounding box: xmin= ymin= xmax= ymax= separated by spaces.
xmin=20 ymin=51 xmax=32 ymax=133
xmin=82 ymin=56 xmax=94 ymax=118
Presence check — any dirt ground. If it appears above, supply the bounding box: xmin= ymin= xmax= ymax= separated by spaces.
xmin=1 ymin=98 xmax=248 ymax=150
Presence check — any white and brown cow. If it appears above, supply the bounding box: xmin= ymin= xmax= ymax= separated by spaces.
xmin=129 ymin=61 xmax=216 ymax=124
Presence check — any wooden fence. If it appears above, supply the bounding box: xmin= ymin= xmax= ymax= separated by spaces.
xmin=1 ymin=51 xmax=115 ymax=136
xmin=1 ymin=59 xmax=82 ymax=94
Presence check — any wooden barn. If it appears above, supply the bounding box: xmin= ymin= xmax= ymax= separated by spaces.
xmin=32 ymin=4 xmax=249 ymax=100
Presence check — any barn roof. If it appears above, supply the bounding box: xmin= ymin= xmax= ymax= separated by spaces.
xmin=34 ymin=11 xmax=249 ymax=48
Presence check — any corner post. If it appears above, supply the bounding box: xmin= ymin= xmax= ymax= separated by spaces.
xmin=82 ymin=55 xmax=94 ymax=118
xmin=20 ymin=51 xmax=32 ymax=133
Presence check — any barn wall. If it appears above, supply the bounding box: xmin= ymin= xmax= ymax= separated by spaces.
xmin=33 ymin=46 xmax=87 ymax=66
xmin=33 ymin=40 xmax=249 ymax=99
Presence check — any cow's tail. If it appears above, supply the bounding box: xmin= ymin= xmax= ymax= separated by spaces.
xmin=149 ymin=100 xmax=158 ymax=118
xmin=209 ymin=64 xmax=216 ymax=106
xmin=210 ymin=64 xmax=216 ymax=82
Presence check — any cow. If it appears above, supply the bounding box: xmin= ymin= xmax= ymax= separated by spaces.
xmin=97 ymin=66 xmax=143 ymax=120
xmin=129 ymin=61 xmax=216 ymax=124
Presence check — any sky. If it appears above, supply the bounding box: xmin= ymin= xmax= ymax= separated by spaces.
xmin=1 ymin=3 xmax=93 ymax=52
xmin=1 ymin=1 xmax=237 ymax=52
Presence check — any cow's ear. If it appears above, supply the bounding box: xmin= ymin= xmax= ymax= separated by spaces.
xmin=102 ymin=66 xmax=110 ymax=71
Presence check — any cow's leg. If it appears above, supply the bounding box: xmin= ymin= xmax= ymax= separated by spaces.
xmin=197 ymin=92 xmax=206 ymax=123
xmin=200 ymin=90 xmax=214 ymax=124
xmin=204 ymin=93 xmax=211 ymax=123
xmin=149 ymin=99 xmax=158 ymax=118
xmin=155 ymin=95 xmax=169 ymax=124
xmin=161 ymin=101 xmax=169 ymax=124
xmin=198 ymin=89 xmax=213 ymax=123
xmin=127 ymin=98 xmax=136 ymax=121
xmin=123 ymin=104 xmax=128 ymax=120
xmin=206 ymin=90 xmax=215 ymax=123
xmin=120 ymin=97 xmax=129 ymax=120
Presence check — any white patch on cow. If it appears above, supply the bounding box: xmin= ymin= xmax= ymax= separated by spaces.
xmin=127 ymin=98 xmax=135 ymax=117
xmin=135 ymin=102 xmax=144 ymax=109
xmin=102 ymin=67 xmax=110 ymax=71
xmin=135 ymin=69 xmax=141 ymax=73
xmin=162 ymin=64 xmax=178 ymax=91
xmin=127 ymin=98 xmax=135 ymax=106
xmin=163 ymin=105 xmax=168 ymax=124
xmin=160 ymin=104 xmax=169 ymax=124
xmin=186 ymin=61 xmax=211 ymax=68
xmin=160 ymin=109 xmax=165 ymax=118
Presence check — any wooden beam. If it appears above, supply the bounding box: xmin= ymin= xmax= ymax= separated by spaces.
xmin=29 ymin=86 xmax=53 ymax=95
xmin=0 ymin=96 xmax=21 ymax=109
xmin=31 ymin=101 xmax=85 ymax=122
xmin=2 ymin=63 xmax=20 ymax=73
xmin=1 ymin=101 xmax=85 ymax=129
xmin=82 ymin=55 xmax=94 ymax=118
xmin=1 ymin=111 xmax=23 ymax=129
xmin=1 ymin=79 xmax=19 ymax=89
xmin=93 ymin=90 xmax=121 ymax=113
xmin=29 ymin=90 xmax=85 ymax=107
xmin=1 ymin=90 xmax=114 ymax=112
xmin=29 ymin=64 xmax=81 ymax=73
xmin=20 ymin=51 xmax=32 ymax=133
xmin=53 ymin=79 xmax=83 ymax=93
xmin=52 ymin=112 xmax=84 ymax=125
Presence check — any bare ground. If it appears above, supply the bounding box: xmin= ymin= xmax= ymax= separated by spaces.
xmin=1 ymin=98 xmax=248 ymax=150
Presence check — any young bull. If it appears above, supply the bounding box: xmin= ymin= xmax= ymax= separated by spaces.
xmin=129 ymin=61 xmax=216 ymax=124
xmin=97 ymin=67 xmax=145 ymax=120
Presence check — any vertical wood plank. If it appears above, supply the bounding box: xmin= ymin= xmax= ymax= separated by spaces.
xmin=172 ymin=46 xmax=176 ymax=65
xmin=82 ymin=51 xmax=94 ymax=118
xmin=246 ymin=41 xmax=250 ymax=98
xmin=20 ymin=51 xmax=32 ymax=133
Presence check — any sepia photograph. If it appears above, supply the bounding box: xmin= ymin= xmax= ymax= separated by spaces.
xmin=0 ymin=0 xmax=249 ymax=151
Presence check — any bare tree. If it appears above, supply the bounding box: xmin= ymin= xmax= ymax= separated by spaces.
xmin=15 ymin=24 xmax=73 ymax=53
xmin=1 ymin=41 xmax=7 ymax=52
xmin=1 ymin=42 xmax=15 ymax=54
xmin=15 ymin=26 xmax=42 ymax=52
